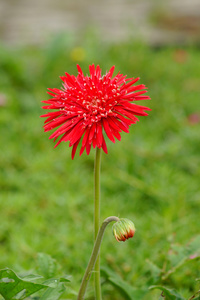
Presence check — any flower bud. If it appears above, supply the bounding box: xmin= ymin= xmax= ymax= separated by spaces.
xmin=112 ymin=218 xmax=135 ymax=242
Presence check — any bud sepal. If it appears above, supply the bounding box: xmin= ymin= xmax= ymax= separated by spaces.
xmin=112 ymin=218 xmax=135 ymax=242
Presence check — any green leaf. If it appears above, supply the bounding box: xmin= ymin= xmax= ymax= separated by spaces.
xmin=168 ymin=235 xmax=200 ymax=267
xmin=149 ymin=285 xmax=186 ymax=300
xmin=0 ymin=268 xmax=47 ymax=300
xmin=39 ymin=276 xmax=69 ymax=300
xmin=168 ymin=244 xmax=188 ymax=267
xmin=60 ymin=276 xmax=71 ymax=283
xmin=101 ymin=266 xmax=146 ymax=300
xmin=146 ymin=259 xmax=162 ymax=282
xmin=188 ymin=289 xmax=200 ymax=300
xmin=162 ymin=235 xmax=200 ymax=280
xmin=40 ymin=282 xmax=66 ymax=300
xmin=21 ymin=274 xmax=44 ymax=282
xmin=37 ymin=253 xmax=57 ymax=279
xmin=188 ymin=235 xmax=200 ymax=255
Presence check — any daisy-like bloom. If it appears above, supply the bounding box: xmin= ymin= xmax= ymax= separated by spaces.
xmin=112 ymin=218 xmax=135 ymax=242
xmin=41 ymin=64 xmax=150 ymax=159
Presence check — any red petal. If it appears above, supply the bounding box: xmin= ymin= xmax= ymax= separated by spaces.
xmin=70 ymin=126 xmax=85 ymax=145
xmin=79 ymin=128 xmax=90 ymax=155
xmin=81 ymin=128 xmax=90 ymax=148
xmin=64 ymin=72 xmax=76 ymax=87
xmin=67 ymin=122 xmax=85 ymax=145
xmin=114 ymin=115 xmax=130 ymax=132
xmin=102 ymin=118 xmax=115 ymax=143
xmin=48 ymin=119 xmax=76 ymax=138
xmin=44 ymin=116 xmax=69 ymax=132
xmin=79 ymin=145 xmax=85 ymax=156
xmin=96 ymin=122 xmax=103 ymax=148
xmin=107 ymin=66 xmax=115 ymax=79
xmin=41 ymin=111 xmax=63 ymax=122
xmin=120 ymin=77 xmax=140 ymax=90
xmin=134 ymin=96 xmax=151 ymax=101
xmin=54 ymin=130 xmax=71 ymax=147
xmin=110 ymin=127 xmax=121 ymax=141
xmin=123 ymin=90 xmax=148 ymax=99
xmin=86 ymin=142 xmax=92 ymax=155
xmin=47 ymin=88 xmax=60 ymax=95
xmin=126 ymin=84 xmax=146 ymax=93
xmin=71 ymin=138 xmax=81 ymax=159
xmin=107 ymin=117 xmax=122 ymax=132
xmin=89 ymin=64 xmax=95 ymax=78
xmin=117 ymin=106 xmax=148 ymax=117
xmin=77 ymin=64 xmax=83 ymax=75
xmin=88 ymin=124 xmax=96 ymax=144
xmin=102 ymin=135 xmax=108 ymax=154
xmin=116 ymin=74 xmax=127 ymax=85
xmin=91 ymin=123 xmax=97 ymax=148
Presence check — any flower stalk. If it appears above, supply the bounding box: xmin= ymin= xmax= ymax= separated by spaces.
xmin=77 ymin=216 xmax=119 ymax=300
xmin=94 ymin=147 xmax=102 ymax=299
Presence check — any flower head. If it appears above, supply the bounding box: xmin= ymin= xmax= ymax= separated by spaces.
xmin=41 ymin=64 xmax=150 ymax=159
xmin=112 ymin=218 xmax=135 ymax=242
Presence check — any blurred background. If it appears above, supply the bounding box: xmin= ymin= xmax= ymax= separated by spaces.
xmin=0 ymin=0 xmax=200 ymax=46
xmin=0 ymin=0 xmax=200 ymax=299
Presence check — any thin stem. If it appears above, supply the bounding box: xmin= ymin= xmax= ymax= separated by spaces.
xmin=94 ymin=148 xmax=101 ymax=300
xmin=77 ymin=216 xmax=119 ymax=300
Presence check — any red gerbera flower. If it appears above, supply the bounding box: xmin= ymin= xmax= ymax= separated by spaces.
xmin=41 ymin=64 xmax=150 ymax=159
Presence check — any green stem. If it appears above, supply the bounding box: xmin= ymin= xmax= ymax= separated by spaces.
xmin=94 ymin=148 xmax=101 ymax=300
xmin=77 ymin=216 xmax=119 ymax=300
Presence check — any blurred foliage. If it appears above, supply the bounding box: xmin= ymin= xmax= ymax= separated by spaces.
xmin=0 ymin=33 xmax=200 ymax=299
xmin=0 ymin=254 xmax=73 ymax=299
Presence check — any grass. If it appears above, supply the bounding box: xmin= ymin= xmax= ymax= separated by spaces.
xmin=0 ymin=34 xmax=200 ymax=299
